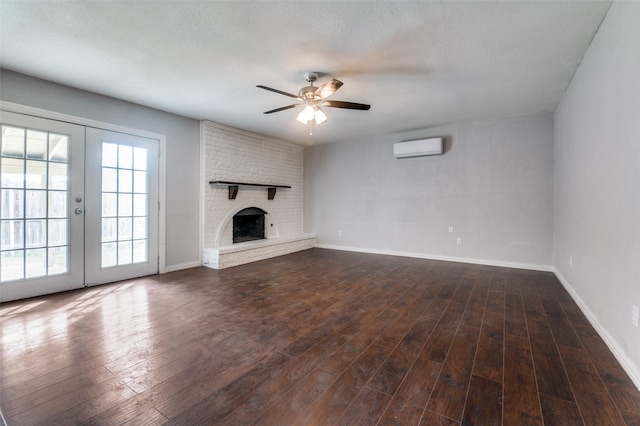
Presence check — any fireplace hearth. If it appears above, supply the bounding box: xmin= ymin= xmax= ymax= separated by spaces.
xmin=233 ymin=207 xmax=266 ymax=243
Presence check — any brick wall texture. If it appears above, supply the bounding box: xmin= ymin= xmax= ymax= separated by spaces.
xmin=202 ymin=121 xmax=304 ymax=248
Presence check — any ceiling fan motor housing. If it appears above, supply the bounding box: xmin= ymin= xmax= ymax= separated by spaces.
xmin=299 ymin=86 xmax=318 ymax=100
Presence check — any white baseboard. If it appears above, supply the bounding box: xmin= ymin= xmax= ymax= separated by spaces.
xmin=314 ymin=243 xmax=554 ymax=272
xmin=163 ymin=261 xmax=202 ymax=273
xmin=553 ymin=268 xmax=640 ymax=391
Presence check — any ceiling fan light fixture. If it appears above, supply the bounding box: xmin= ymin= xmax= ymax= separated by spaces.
xmin=258 ymin=73 xmax=371 ymax=133
xmin=314 ymin=106 xmax=327 ymax=124
xmin=296 ymin=104 xmax=315 ymax=124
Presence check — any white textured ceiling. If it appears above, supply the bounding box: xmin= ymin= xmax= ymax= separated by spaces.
xmin=0 ymin=1 xmax=611 ymax=145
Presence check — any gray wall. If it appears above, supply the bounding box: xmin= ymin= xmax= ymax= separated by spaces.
xmin=304 ymin=112 xmax=554 ymax=268
xmin=0 ymin=69 xmax=201 ymax=269
xmin=554 ymin=1 xmax=640 ymax=378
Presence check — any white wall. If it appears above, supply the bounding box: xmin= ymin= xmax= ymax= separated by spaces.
xmin=304 ymin=112 xmax=554 ymax=269
xmin=554 ymin=1 xmax=640 ymax=384
xmin=0 ymin=69 xmax=201 ymax=270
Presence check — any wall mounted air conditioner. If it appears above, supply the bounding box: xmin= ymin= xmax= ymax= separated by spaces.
xmin=393 ymin=137 xmax=444 ymax=159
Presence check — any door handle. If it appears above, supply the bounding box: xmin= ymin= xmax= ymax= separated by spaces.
xmin=74 ymin=208 xmax=84 ymax=215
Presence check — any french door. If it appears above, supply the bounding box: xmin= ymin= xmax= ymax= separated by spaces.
xmin=0 ymin=112 xmax=158 ymax=302
xmin=84 ymin=127 xmax=158 ymax=286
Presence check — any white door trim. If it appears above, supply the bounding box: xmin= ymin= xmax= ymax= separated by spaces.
xmin=1 ymin=101 xmax=167 ymax=274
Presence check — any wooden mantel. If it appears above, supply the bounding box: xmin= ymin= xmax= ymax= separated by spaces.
xmin=209 ymin=180 xmax=291 ymax=200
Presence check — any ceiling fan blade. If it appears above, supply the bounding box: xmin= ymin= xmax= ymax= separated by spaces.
xmin=321 ymin=100 xmax=371 ymax=110
xmin=263 ymin=104 xmax=300 ymax=114
xmin=315 ymin=79 xmax=343 ymax=99
xmin=256 ymin=85 xmax=300 ymax=99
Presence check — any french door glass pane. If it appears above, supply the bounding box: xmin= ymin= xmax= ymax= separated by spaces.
xmin=100 ymin=142 xmax=148 ymax=268
xmin=102 ymin=168 xmax=117 ymax=192
xmin=1 ymin=250 xmax=24 ymax=280
xmin=26 ymin=132 xmax=47 ymax=160
xmin=26 ymin=160 xmax=47 ymax=188
xmin=48 ymin=134 xmax=69 ymax=162
xmin=25 ymin=248 xmax=46 ymax=278
xmin=1 ymin=220 xmax=23 ymax=249
xmin=102 ymin=218 xmax=117 ymax=242
xmin=26 ymin=190 xmax=46 ymax=218
xmin=48 ymin=246 xmax=68 ymax=275
xmin=48 ymin=191 xmax=67 ymax=218
xmin=0 ymin=125 xmax=70 ymax=281
xmin=102 ymin=242 xmax=117 ymax=267
xmin=1 ymin=127 xmax=25 ymax=158
xmin=1 ymin=158 xmax=23 ymax=187
xmin=118 ymin=193 xmax=132 ymax=216
xmin=133 ymin=147 xmax=147 ymax=171
xmin=25 ymin=219 xmax=45 ymax=247
xmin=48 ymin=219 xmax=67 ymax=246
xmin=1 ymin=189 xmax=24 ymax=218
xmin=48 ymin=163 xmax=68 ymax=190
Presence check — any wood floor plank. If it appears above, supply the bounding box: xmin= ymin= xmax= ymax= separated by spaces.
xmin=485 ymin=275 xmax=505 ymax=313
xmin=39 ymin=393 xmax=168 ymax=426
xmin=459 ymin=277 xmax=488 ymax=328
xmin=214 ymin=332 xmax=350 ymax=425
xmin=251 ymin=368 xmax=337 ymax=425
xmin=379 ymin=405 xmax=425 ymax=426
xmin=558 ymin=344 xmax=627 ymax=426
xmin=472 ymin=310 xmax=504 ymax=383
xmin=161 ymin=351 xmax=295 ymax=424
xmin=504 ymin=282 xmax=527 ymax=338
xmin=2 ymin=249 xmax=639 ymax=425
xmin=519 ymin=275 xmax=545 ymax=321
xmin=319 ymin=308 xmax=399 ymax=375
xmin=539 ymin=392 xmax=583 ymax=426
xmin=539 ymin=297 xmax=583 ymax=348
xmin=527 ymin=318 xmax=575 ymax=402
xmin=144 ymin=335 xmax=276 ymax=419
xmin=426 ymin=325 xmax=481 ymax=421
xmin=0 ymin=362 xmax=114 ymax=405
xmin=379 ymin=357 xmax=442 ymax=423
xmin=375 ymin=296 xmax=431 ymax=349
xmin=5 ymin=376 xmax=135 ymax=426
xmin=419 ymin=409 xmax=460 ymax=425
xmin=296 ymin=343 xmax=392 ymax=425
xmin=503 ymin=334 xmax=543 ymax=426
xmin=1 ymin=365 xmax=115 ymax=415
xmin=462 ymin=375 xmax=502 ymax=426
xmin=79 ymin=390 xmax=161 ymax=426
xmin=335 ymin=386 xmax=391 ymax=425
xmin=367 ymin=338 xmax=421 ymax=396
xmin=418 ymin=280 xmax=472 ymax=363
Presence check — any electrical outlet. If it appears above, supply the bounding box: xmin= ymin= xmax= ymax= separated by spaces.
xmin=448 ymin=226 xmax=454 ymax=234
xmin=456 ymin=237 xmax=462 ymax=245
xmin=632 ymin=305 xmax=639 ymax=328
xmin=337 ymin=230 xmax=342 ymax=237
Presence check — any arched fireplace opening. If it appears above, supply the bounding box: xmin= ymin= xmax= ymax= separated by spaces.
xmin=233 ymin=207 xmax=266 ymax=243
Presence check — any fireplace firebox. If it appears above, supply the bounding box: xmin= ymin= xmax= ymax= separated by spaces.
xmin=233 ymin=207 xmax=266 ymax=243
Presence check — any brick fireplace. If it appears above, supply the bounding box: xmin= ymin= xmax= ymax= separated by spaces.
xmin=201 ymin=121 xmax=315 ymax=269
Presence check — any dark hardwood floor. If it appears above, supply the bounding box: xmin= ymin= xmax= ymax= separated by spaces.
xmin=1 ymin=248 xmax=639 ymax=425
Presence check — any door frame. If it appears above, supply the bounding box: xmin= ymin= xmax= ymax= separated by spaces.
xmin=1 ymin=101 xmax=167 ymax=274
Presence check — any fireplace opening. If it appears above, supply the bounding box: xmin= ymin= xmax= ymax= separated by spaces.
xmin=233 ymin=207 xmax=266 ymax=243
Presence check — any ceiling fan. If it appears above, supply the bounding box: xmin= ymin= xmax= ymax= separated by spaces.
xmin=257 ymin=72 xmax=370 ymax=134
